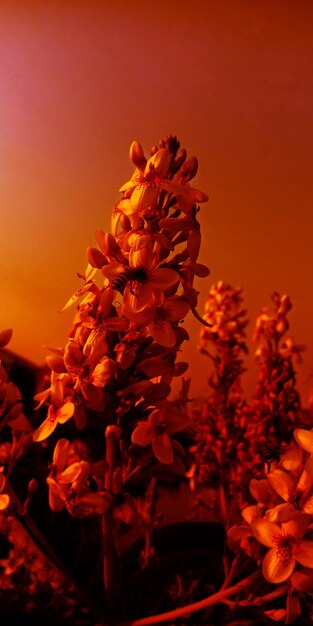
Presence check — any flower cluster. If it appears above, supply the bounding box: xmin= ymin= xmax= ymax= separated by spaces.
xmin=189 ymin=288 xmax=306 ymax=522
xmin=33 ymin=136 xmax=209 ymax=520
xmin=227 ymin=428 xmax=313 ymax=623
xmin=251 ymin=292 xmax=304 ymax=445
xmin=188 ymin=282 xmax=251 ymax=516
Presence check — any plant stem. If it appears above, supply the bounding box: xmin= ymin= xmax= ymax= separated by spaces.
xmin=119 ymin=571 xmax=259 ymax=626
xmin=103 ymin=425 xmax=121 ymax=624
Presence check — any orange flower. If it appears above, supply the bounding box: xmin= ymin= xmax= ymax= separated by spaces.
xmin=251 ymin=515 xmax=313 ymax=583
xmin=33 ymin=402 xmax=75 ymax=442
xmin=102 ymin=237 xmax=179 ymax=312
xmin=33 ymin=372 xmax=75 ymax=442
xmin=266 ymin=465 xmax=313 ymax=523
xmin=122 ymin=295 xmax=190 ymax=347
xmin=131 ymin=407 xmax=190 ymax=464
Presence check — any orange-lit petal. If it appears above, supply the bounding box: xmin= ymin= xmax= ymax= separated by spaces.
xmin=280 ymin=445 xmax=303 ymax=472
xmin=131 ymin=183 xmax=159 ymax=213
xmin=294 ymin=540 xmax=313 ymax=567
xmin=132 ymin=423 xmax=153 ymax=446
xmin=282 ymin=515 xmax=309 ymax=541
xmin=266 ymin=502 xmax=298 ymax=523
xmin=0 ymin=493 xmax=10 ymax=511
xmin=152 ymin=433 xmax=174 ymax=464
xmin=56 ymin=402 xmax=75 ymax=424
xmin=52 ymin=438 xmax=71 ymax=469
xmin=303 ymin=494 xmax=313 ymax=514
xmin=267 ymin=469 xmax=296 ymax=502
xmin=294 ymin=428 xmax=313 ymax=453
xmin=102 ymin=262 xmax=127 ymax=281
xmin=91 ymin=359 xmax=114 ymax=388
xmin=227 ymin=525 xmax=251 ymax=541
xmin=123 ymin=283 xmax=155 ymax=313
xmin=47 ymin=478 xmax=65 ymax=512
xmin=148 ymin=320 xmax=176 ymax=347
xmin=165 ymin=297 xmax=190 ymax=321
xmin=242 ymin=504 xmax=264 ymax=524
xmin=291 ymin=568 xmax=313 ymax=592
xmin=59 ymin=461 xmax=87 ymax=484
xmin=148 ymin=268 xmax=179 ymax=289
xmin=33 ymin=414 xmax=58 ymax=442
xmin=263 ymin=548 xmax=295 ymax=583
xmin=250 ymin=478 xmax=276 ymax=504
xmin=251 ymin=518 xmax=282 ymax=547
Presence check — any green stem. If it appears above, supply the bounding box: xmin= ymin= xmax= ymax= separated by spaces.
xmin=119 ymin=571 xmax=259 ymax=626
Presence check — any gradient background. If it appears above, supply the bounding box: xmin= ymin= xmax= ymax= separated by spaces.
xmin=1 ymin=0 xmax=312 ymax=404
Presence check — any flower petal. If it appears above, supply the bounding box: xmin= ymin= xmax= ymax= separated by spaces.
xmin=282 ymin=515 xmax=309 ymax=541
xmin=56 ymin=402 xmax=75 ymax=424
xmin=266 ymin=502 xmax=298 ymax=523
xmin=47 ymin=478 xmax=65 ymax=512
xmin=280 ymin=445 xmax=303 ymax=472
xmin=152 ymin=433 xmax=174 ymax=464
xmin=148 ymin=320 xmax=176 ymax=347
xmin=291 ymin=568 xmax=313 ymax=592
xmin=251 ymin=518 xmax=282 ymax=548
xmin=147 ymin=268 xmax=179 ymax=289
xmin=294 ymin=429 xmax=313 ymax=453
xmin=33 ymin=415 xmax=58 ymax=442
xmin=164 ymin=297 xmax=190 ymax=322
xmin=132 ymin=423 xmax=153 ymax=446
xmin=262 ymin=548 xmax=295 ymax=583
xmin=52 ymin=438 xmax=71 ymax=470
xmin=294 ymin=540 xmax=313 ymax=567
xmin=0 ymin=494 xmax=10 ymax=511
xmin=267 ymin=469 xmax=297 ymax=502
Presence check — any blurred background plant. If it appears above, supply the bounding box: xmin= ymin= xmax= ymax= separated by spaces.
xmin=188 ymin=287 xmax=308 ymax=526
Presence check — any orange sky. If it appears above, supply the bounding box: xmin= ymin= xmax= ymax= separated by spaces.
xmin=1 ymin=0 xmax=313 ymax=404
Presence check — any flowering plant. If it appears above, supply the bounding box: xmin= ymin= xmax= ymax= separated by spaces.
xmin=227 ymin=427 xmax=313 ymax=624
xmin=31 ymin=135 xmax=211 ymax=621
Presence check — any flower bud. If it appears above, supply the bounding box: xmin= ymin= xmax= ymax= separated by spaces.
xmin=130 ymin=141 xmax=146 ymax=170
xmin=105 ymin=425 xmax=121 ymax=441
xmin=179 ymin=156 xmax=198 ymax=182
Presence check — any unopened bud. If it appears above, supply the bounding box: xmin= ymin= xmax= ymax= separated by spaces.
xmin=130 ymin=141 xmax=146 ymax=170
xmin=171 ymin=148 xmax=187 ymax=174
xmin=112 ymin=467 xmax=123 ymax=494
xmin=27 ymin=478 xmax=38 ymax=497
xmin=180 ymin=156 xmax=198 ymax=182
xmin=87 ymin=247 xmax=106 ymax=269
xmin=0 ymin=328 xmax=13 ymax=348
xmin=105 ymin=425 xmax=121 ymax=441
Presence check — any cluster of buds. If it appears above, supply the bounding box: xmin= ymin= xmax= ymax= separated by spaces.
xmin=249 ymin=293 xmax=304 ymax=454
xmin=188 ymin=282 xmax=251 ymax=516
xmin=227 ymin=427 xmax=313 ymax=623
xmin=33 ymin=136 xmax=209 ymax=522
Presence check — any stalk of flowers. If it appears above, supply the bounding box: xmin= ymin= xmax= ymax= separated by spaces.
xmin=32 ymin=136 xmax=210 ymax=614
xmin=226 ymin=427 xmax=313 ymax=624
xmin=247 ymin=292 xmax=304 ymax=464
xmin=187 ymin=282 xmax=252 ymax=519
